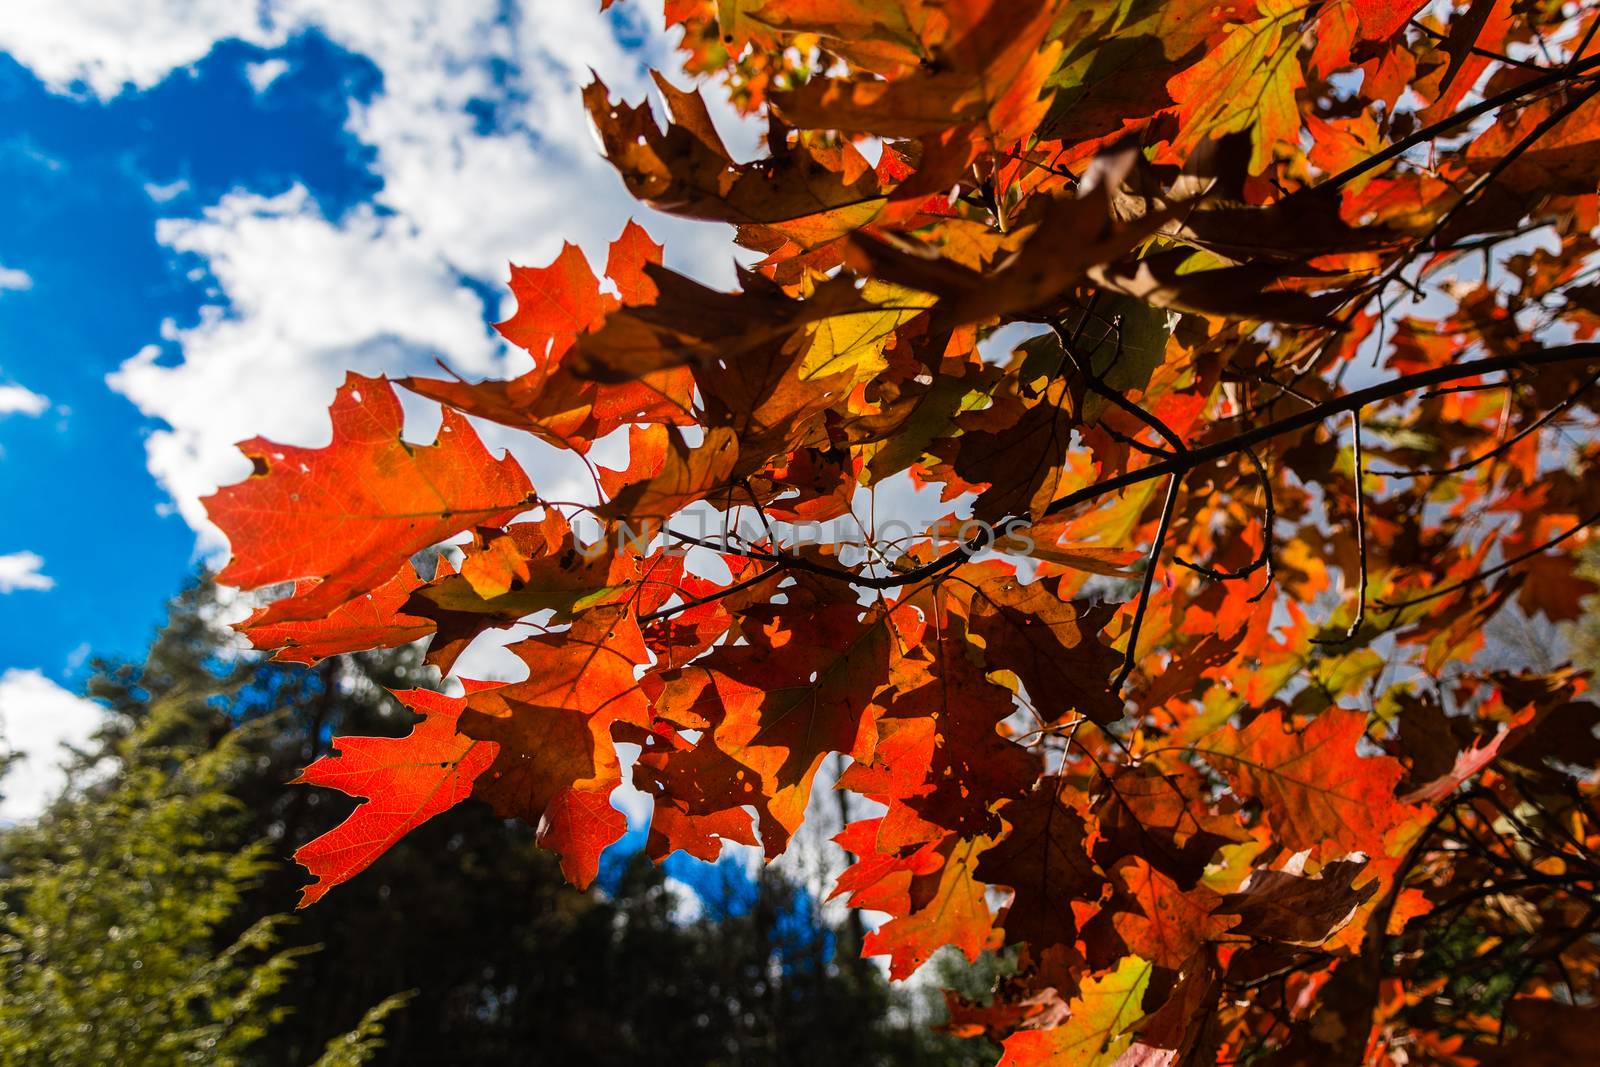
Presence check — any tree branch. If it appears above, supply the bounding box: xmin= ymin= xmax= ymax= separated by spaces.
xmin=1322 ymin=53 xmax=1600 ymax=191
xmin=1414 ymin=80 xmax=1600 ymax=260
xmin=649 ymin=347 xmax=1598 ymax=616
xmin=1041 ymin=345 xmax=1600 ymax=521
xmin=1376 ymin=505 xmax=1600 ymax=611
xmin=1371 ymin=370 xmax=1600 ymax=478
xmin=1050 ymin=318 xmax=1187 ymax=454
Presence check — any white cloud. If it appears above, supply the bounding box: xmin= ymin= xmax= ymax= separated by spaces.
xmin=64 ymin=642 xmax=92 ymax=673
xmin=144 ymin=178 xmax=190 ymax=203
xmin=95 ymin=0 xmax=745 ymax=550
xmin=0 ymin=551 xmax=54 ymax=593
xmin=0 ymin=669 xmax=104 ymax=821
xmin=244 ymin=56 xmax=289 ymax=93
xmin=0 ymin=383 xmax=50 ymax=417
xmin=0 ymin=1 xmax=277 ymax=97
xmin=0 ymin=264 xmax=31 ymax=291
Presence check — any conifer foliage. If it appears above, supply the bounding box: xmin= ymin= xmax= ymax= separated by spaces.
xmin=207 ymin=2 xmax=1600 ymax=1062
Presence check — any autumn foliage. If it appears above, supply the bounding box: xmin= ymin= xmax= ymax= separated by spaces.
xmin=205 ymin=1 xmax=1600 ymax=1063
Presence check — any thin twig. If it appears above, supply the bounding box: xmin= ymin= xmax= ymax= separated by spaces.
xmin=740 ymin=478 xmax=777 ymax=546
xmin=1111 ymin=473 xmax=1182 ymax=694
xmin=637 ymin=565 xmax=779 ymax=624
xmin=1496 ymin=903 xmax=1600 ymax=1043
xmin=1041 ymin=344 xmax=1600 ymax=521
xmin=662 ymin=523 xmax=984 ymax=591
xmin=1343 ymin=412 xmax=1369 ymax=640
xmin=1568 ymin=9 xmax=1600 ymax=71
xmin=1376 ymin=506 xmax=1600 ymax=610
xmin=1172 ymin=445 xmax=1277 ymax=602
xmin=1422 ymin=375 xmax=1524 ymax=398
xmin=1408 ymin=18 xmax=1544 ymax=70
xmin=1322 ymin=52 xmax=1600 ymax=192
xmin=1098 ymin=421 xmax=1176 ymax=459
xmin=634 ymin=346 xmax=1598 ymax=617
xmin=1050 ymin=319 xmax=1188 ymax=454
xmin=1372 ymin=370 xmax=1600 ymax=477
xmin=1414 ymin=81 xmax=1600 ymax=263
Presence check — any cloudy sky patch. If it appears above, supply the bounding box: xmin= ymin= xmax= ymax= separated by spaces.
xmin=0 ymin=383 xmax=49 ymax=418
xmin=0 ymin=551 xmax=53 ymax=593
xmin=0 ymin=264 xmax=31 ymax=291
xmin=0 ymin=668 xmax=104 ymax=821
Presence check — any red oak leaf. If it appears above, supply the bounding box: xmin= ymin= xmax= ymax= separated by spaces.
xmin=206 ymin=373 xmax=533 ymax=628
xmin=862 ymin=833 xmax=997 ymax=980
xmin=641 ymin=595 xmax=922 ymax=857
xmin=1202 ymin=708 xmax=1416 ymax=856
xmin=976 ymin=777 xmax=1105 ymax=951
xmin=1110 ymin=858 xmax=1239 ymax=969
xmin=293 ymin=687 xmax=498 ymax=906
xmin=240 ymin=559 xmax=433 ymax=665
xmin=456 ymin=606 xmax=651 ymax=887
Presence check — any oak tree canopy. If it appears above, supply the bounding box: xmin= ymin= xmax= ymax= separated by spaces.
xmin=206 ymin=1 xmax=1600 ymax=1062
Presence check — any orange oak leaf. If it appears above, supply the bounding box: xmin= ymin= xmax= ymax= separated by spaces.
xmin=605 ymin=218 xmax=663 ymax=305
xmin=1091 ymin=762 xmax=1245 ymax=887
xmin=206 ymin=373 xmax=534 ymax=628
xmin=639 ymin=764 xmax=762 ymax=863
xmin=1200 ymin=707 xmax=1416 ymax=856
xmin=1351 ymin=0 xmax=1428 ymax=41
xmin=595 ymin=424 xmax=740 ymax=524
xmin=773 ymin=0 xmax=1062 ymax=146
xmin=456 ymin=606 xmax=651 ymax=887
xmin=586 ymin=73 xmax=888 ymax=249
xmin=496 ymin=241 xmax=610 ymax=359
xmin=293 ymin=687 xmax=498 ymax=907
xmin=839 ymin=615 xmax=1040 ymax=835
xmin=403 ymin=513 xmax=634 ymax=673
xmin=998 ymin=955 xmax=1154 ymax=1067
xmin=641 ymin=595 xmax=921 ymax=857
xmin=946 ymin=377 xmax=1080 ymax=521
xmin=830 ymin=817 xmax=945 ymax=915
xmin=1427 ymin=0 xmax=1514 ymax=121
xmin=1165 ymin=0 xmax=1307 ymax=173
xmin=1401 ymin=724 xmax=1516 ymax=804
xmin=1110 ymin=858 xmax=1239 ymax=969
xmin=845 ymin=186 xmax=1175 ymax=327
xmin=404 ymin=223 xmax=695 ymax=451
xmin=862 ymin=833 xmax=997 ymax=980
xmin=239 ymin=559 xmax=433 ymax=665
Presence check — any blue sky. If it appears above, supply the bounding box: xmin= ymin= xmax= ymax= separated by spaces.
xmin=0 ymin=0 xmax=749 ymax=820
xmin=0 ymin=33 xmax=382 ymax=676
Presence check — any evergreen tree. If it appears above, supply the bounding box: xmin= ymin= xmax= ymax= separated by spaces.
xmin=0 ymin=694 xmax=404 ymax=1066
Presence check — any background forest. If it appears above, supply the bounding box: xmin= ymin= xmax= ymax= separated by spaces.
xmin=0 ymin=581 xmax=990 ymax=1066
xmin=3 ymin=567 xmax=1596 ymax=1063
